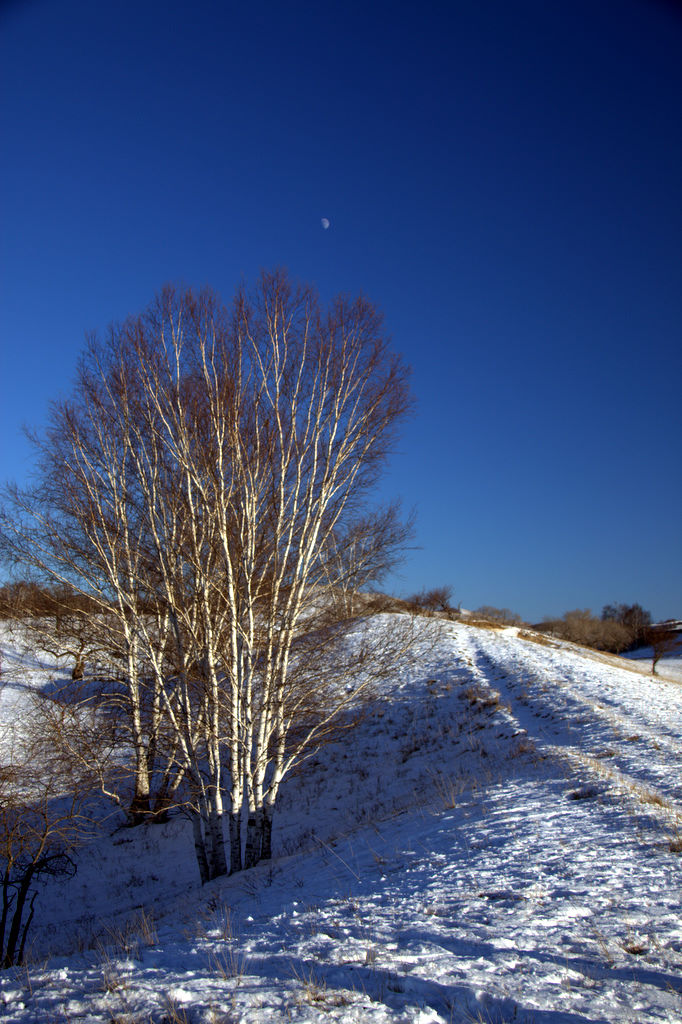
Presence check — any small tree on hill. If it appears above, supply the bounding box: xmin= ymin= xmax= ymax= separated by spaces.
xmin=647 ymin=623 xmax=679 ymax=676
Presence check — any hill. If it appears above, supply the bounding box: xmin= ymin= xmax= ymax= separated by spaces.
xmin=0 ymin=614 xmax=680 ymax=1023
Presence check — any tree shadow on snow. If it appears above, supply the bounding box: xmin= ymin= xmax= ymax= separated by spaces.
xmin=395 ymin=924 xmax=682 ymax=1007
xmin=261 ymin=951 xmax=614 ymax=1024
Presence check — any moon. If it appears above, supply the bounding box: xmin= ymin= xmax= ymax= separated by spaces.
xmin=321 ymin=217 xmax=330 ymax=230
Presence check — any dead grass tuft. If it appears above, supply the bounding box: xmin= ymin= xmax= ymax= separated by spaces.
xmin=517 ymin=630 xmax=557 ymax=648
xmin=510 ymin=736 xmax=537 ymax=759
xmin=462 ymin=685 xmax=501 ymax=709
xmin=290 ymin=963 xmax=353 ymax=1009
xmin=668 ymin=833 xmax=682 ymax=854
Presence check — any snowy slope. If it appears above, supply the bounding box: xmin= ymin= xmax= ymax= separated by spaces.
xmin=0 ymin=617 xmax=681 ymax=1023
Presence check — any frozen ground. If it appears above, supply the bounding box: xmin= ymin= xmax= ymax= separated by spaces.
xmin=0 ymin=616 xmax=681 ymax=1023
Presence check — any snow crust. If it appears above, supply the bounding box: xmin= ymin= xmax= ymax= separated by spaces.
xmin=1 ymin=617 xmax=681 ymax=1023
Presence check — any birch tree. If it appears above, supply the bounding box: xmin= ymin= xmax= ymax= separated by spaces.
xmin=1 ymin=270 xmax=413 ymax=880
xmin=1 ymin=343 xmax=182 ymax=824
xmin=225 ymin=273 xmax=412 ymax=864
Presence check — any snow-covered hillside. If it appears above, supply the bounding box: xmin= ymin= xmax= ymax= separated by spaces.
xmin=0 ymin=616 xmax=681 ymax=1023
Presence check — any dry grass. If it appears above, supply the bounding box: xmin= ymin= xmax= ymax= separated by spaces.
xmin=517 ymin=630 xmax=557 ymax=648
xmin=509 ymin=736 xmax=537 ymax=759
xmin=461 ymin=617 xmax=505 ymax=632
xmin=558 ymin=749 xmax=682 ymax=829
xmin=465 ymin=1011 xmax=531 ymax=1024
xmin=461 ymin=684 xmax=502 ymax=709
xmin=207 ymin=945 xmax=247 ymax=984
xmin=667 ymin=832 xmax=682 ymax=854
xmin=429 ymin=770 xmax=467 ymax=809
xmin=100 ymin=908 xmax=158 ymax=959
xmin=622 ymin=938 xmax=648 ymax=956
xmin=161 ymin=995 xmax=193 ymax=1023
xmin=290 ymin=963 xmax=353 ymax=1009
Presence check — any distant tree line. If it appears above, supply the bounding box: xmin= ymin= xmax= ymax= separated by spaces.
xmin=0 ymin=581 xmax=101 ymax=620
xmin=472 ymin=606 xmax=524 ymax=626
xmin=534 ymin=604 xmax=650 ymax=653
xmin=535 ymin=603 xmax=654 ymax=654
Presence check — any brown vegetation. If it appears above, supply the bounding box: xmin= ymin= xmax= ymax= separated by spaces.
xmin=405 ymin=585 xmax=459 ymax=619
xmin=472 ymin=606 xmax=525 ymax=626
xmin=534 ymin=604 xmax=653 ymax=654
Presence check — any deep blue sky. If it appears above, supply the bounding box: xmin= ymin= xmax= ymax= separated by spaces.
xmin=1 ymin=0 xmax=680 ymax=621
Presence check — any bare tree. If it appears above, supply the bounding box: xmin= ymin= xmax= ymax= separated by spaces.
xmin=0 ymin=689 xmax=95 ymax=967
xmin=647 ymin=622 xmax=679 ymax=675
xmin=1 ymin=584 xmax=107 ymax=684
xmin=1 ymin=270 xmax=413 ymax=881
xmin=407 ymin=585 xmax=456 ymax=618
xmin=1 ymin=386 xmax=177 ymax=825
xmin=319 ymin=503 xmax=415 ymax=618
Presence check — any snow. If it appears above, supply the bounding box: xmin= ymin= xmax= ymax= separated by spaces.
xmin=1 ymin=616 xmax=681 ymax=1023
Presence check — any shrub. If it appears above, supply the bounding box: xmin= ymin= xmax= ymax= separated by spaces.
xmin=405 ymin=585 xmax=458 ymax=618
xmin=472 ymin=606 xmax=525 ymax=626
xmin=535 ymin=609 xmax=632 ymax=653
xmin=601 ymin=603 xmax=651 ymax=650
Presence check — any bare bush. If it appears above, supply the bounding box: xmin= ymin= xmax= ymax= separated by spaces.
xmin=538 ymin=603 xmax=658 ymax=655
xmin=473 ymin=606 xmax=524 ymax=626
xmin=601 ymin=603 xmax=651 ymax=650
xmin=535 ymin=609 xmax=632 ymax=653
xmin=406 ymin=585 xmax=457 ymax=618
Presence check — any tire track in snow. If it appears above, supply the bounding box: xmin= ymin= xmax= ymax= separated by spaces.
xmin=457 ymin=625 xmax=682 ymax=819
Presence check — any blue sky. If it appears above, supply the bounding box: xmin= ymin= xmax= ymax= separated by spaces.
xmin=1 ymin=0 xmax=680 ymax=622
